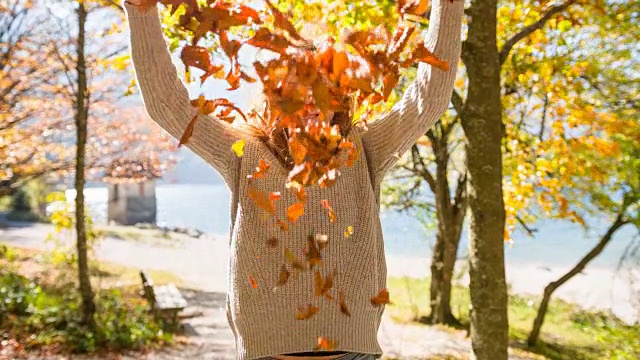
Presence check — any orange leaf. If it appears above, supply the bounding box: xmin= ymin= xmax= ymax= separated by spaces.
xmin=265 ymin=0 xmax=304 ymax=41
xmin=315 ymin=336 xmax=338 ymax=351
xmin=296 ymin=304 xmax=319 ymax=320
xmin=398 ymin=0 xmax=430 ymax=16
xmin=287 ymin=202 xmax=305 ymax=223
xmin=406 ymin=44 xmax=449 ymax=71
xmin=371 ymin=289 xmax=391 ymax=306
xmin=320 ymin=200 xmax=336 ymax=223
xmin=382 ymin=71 xmax=399 ymax=101
xmin=270 ymin=192 xmax=281 ymax=202
xmin=253 ymin=159 xmax=271 ymax=179
xmin=178 ymin=115 xmax=199 ymax=147
xmin=248 ymin=275 xmax=258 ymax=289
xmin=248 ymin=187 xmax=275 ymax=215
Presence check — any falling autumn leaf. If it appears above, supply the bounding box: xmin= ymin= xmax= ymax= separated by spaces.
xmin=276 ymin=264 xmax=290 ymax=287
xmin=248 ymin=187 xmax=275 ymax=214
xmin=178 ymin=115 xmax=199 ymax=147
xmin=320 ymin=200 xmax=336 ymax=223
xmin=284 ymin=248 xmax=307 ymax=271
xmin=296 ymin=304 xmax=319 ymax=320
xmin=266 ymin=237 xmax=278 ymax=248
xmin=315 ymin=336 xmax=338 ymax=351
xmin=339 ymin=290 xmax=350 ymax=317
xmin=371 ymin=289 xmax=391 ymax=306
xmin=232 ymin=139 xmax=245 ymax=157
xmin=314 ymin=270 xmax=335 ymax=300
xmin=287 ymin=202 xmax=305 ymax=223
xmin=248 ymin=275 xmax=258 ymax=289
xmin=305 ymin=235 xmax=323 ymax=268
xmin=162 ymin=0 xmax=450 ymax=225
xmin=344 ymin=225 xmax=354 ymax=238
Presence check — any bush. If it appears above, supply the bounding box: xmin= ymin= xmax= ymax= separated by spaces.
xmin=0 ymin=270 xmax=173 ymax=353
xmin=6 ymin=180 xmax=50 ymax=222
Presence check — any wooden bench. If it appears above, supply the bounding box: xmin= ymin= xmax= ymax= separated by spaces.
xmin=140 ymin=270 xmax=188 ymax=327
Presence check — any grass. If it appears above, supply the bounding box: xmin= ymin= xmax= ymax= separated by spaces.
xmin=387 ymin=277 xmax=640 ymax=360
xmin=0 ymin=244 xmax=182 ymax=355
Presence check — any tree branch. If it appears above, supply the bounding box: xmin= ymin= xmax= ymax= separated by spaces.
xmin=499 ymin=1 xmax=575 ymax=66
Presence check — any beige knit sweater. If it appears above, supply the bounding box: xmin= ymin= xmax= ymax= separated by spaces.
xmin=125 ymin=1 xmax=463 ymax=358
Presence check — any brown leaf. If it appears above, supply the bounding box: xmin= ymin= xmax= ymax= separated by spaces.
xmin=266 ymin=237 xmax=278 ymax=248
xmin=180 ymin=45 xmax=224 ymax=83
xmin=296 ymin=304 xmax=319 ymax=320
xmin=314 ymin=269 xmax=335 ymax=300
xmin=305 ymin=235 xmax=322 ymax=268
xmin=387 ymin=26 xmax=416 ymax=61
xmin=284 ymin=248 xmax=307 ymax=271
xmin=371 ymin=289 xmax=391 ymax=306
xmin=339 ymin=290 xmax=350 ymax=317
xmin=246 ymin=28 xmax=292 ymax=54
xmin=276 ymin=264 xmax=290 ymax=286
xmin=178 ymin=115 xmax=199 ymax=147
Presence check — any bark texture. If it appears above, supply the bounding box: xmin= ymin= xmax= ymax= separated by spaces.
xmin=460 ymin=0 xmax=509 ymax=358
xmin=74 ymin=1 xmax=96 ymax=328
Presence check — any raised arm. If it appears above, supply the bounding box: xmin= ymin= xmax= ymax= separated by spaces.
xmin=361 ymin=0 xmax=464 ymax=182
xmin=124 ymin=2 xmax=241 ymax=181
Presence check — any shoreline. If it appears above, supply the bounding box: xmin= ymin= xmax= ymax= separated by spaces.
xmin=1 ymin=220 xmax=638 ymax=324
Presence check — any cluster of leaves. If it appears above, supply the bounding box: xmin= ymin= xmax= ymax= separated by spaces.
xmin=0 ymin=269 xmax=172 ymax=354
xmin=140 ymin=0 xmax=444 ymax=191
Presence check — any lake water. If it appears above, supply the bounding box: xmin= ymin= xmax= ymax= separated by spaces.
xmin=78 ymin=184 xmax=637 ymax=269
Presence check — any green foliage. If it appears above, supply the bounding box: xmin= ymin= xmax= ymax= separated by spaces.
xmin=6 ymin=180 xmax=50 ymax=222
xmin=387 ymin=276 xmax=640 ymax=360
xmin=0 ymin=269 xmax=173 ymax=353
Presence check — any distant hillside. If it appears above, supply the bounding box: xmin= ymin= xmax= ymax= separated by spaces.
xmin=160 ymin=148 xmax=223 ymax=185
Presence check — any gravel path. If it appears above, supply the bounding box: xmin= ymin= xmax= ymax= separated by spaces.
xmin=0 ymin=221 xmax=556 ymax=359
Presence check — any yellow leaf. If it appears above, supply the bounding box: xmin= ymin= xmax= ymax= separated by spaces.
xmin=232 ymin=139 xmax=246 ymax=157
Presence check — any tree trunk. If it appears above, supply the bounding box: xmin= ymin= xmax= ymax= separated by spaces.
xmin=460 ymin=0 xmax=509 ymax=359
xmin=527 ymin=215 xmax=627 ymax=347
xmin=74 ymin=1 xmax=95 ymax=328
xmin=429 ymin=222 xmax=463 ymax=325
xmin=428 ymin=128 xmax=465 ymax=325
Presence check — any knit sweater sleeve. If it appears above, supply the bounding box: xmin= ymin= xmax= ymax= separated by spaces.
xmin=361 ymin=0 xmax=464 ymax=182
xmin=124 ymin=3 xmax=240 ymax=181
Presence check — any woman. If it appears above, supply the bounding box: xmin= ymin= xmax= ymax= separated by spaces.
xmin=124 ymin=0 xmax=463 ymax=359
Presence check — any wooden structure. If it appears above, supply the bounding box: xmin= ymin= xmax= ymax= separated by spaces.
xmin=105 ymin=158 xmax=161 ymax=225
xmin=140 ymin=270 xmax=187 ymax=326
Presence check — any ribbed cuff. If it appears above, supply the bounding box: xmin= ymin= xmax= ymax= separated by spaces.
xmin=123 ymin=1 xmax=157 ymax=18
